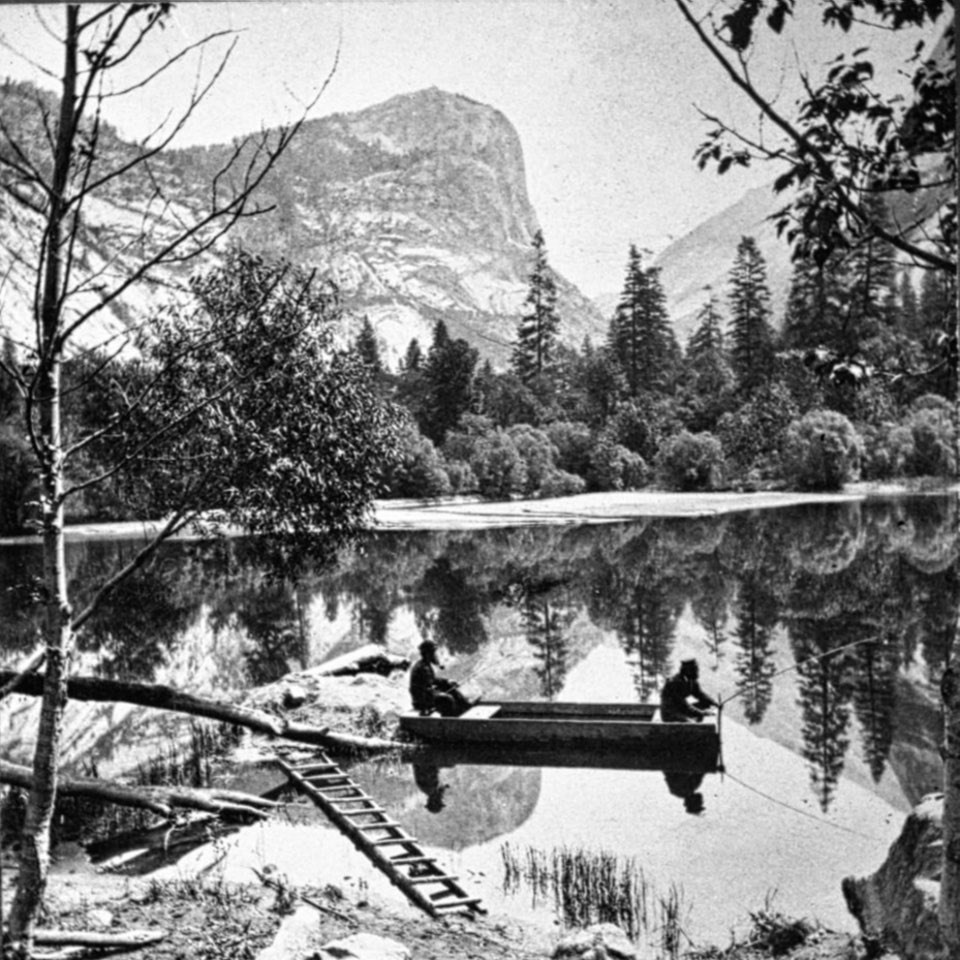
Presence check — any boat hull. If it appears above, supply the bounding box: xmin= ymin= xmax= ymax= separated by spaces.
xmin=399 ymin=701 xmax=719 ymax=764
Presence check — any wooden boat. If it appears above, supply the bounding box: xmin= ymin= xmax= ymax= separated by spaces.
xmin=400 ymin=701 xmax=720 ymax=762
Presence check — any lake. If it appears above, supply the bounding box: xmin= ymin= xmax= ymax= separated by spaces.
xmin=1 ymin=493 xmax=955 ymax=946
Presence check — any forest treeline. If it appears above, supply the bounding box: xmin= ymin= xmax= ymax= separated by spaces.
xmin=0 ymin=207 xmax=955 ymax=535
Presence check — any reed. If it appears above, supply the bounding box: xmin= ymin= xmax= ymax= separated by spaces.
xmin=500 ymin=842 xmax=654 ymax=940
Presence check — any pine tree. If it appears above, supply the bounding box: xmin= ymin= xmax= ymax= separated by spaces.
xmin=355 ymin=316 xmax=382 ymax=373
xmin=421 ymin=319 xmax=479 ymax=444
xmin=513 ymin=230 xmax=560 ymax=384
xmin=401 ymin=338 xmax=423 ymax=373
xmin=837 ymin=193 xmax=897 ymax=354
xmin=781 ymin=255 xmax=846 ymax=352
xmin=686 ymin=293 xmax=734 ymax=399
xmin=898 ymin=271 xmax=920 ymax=339
xmin=728 ymin=236 xmax=775 ymax=393
xmin=607 ymin=245 xmax=677 ymax=397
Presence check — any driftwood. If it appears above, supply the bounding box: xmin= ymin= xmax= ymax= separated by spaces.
xmin=0 ymin=761 xmax=277 ymax=820
xmin=0 ymin=670 xmax=405 ymax=755
xmin=31 ymin=929 xmax=168 ymax=947
xmin=312 ymin=643 xmax=410 ymax=677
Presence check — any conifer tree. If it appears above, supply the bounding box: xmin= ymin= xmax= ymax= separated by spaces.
xmin=401 ymin=338 xmax=423 ymax=373
xmin=728 ymin=235 xmax=775 ymax=393
xmin=513 ymin=230 xmax=560 ymax=383
xmin=607 ymin=245 xmax=677 ymax=396
xmin=422 ymin=319 xmax=478 ymax=444
xmin=781 ymin=255 xmax=844 ymax=352
xmin=355 ymin=316 xmax=382 ymax=373
xmin=838 ymin=193 xmax=897 ymax=354
xmin=898 ymin=272 xmax=920 ymax=340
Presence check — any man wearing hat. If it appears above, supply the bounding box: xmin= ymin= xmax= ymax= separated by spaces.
xmin=660 ymin=657 xmax=718 ymax=723
xmin=409 ymin=639 xmax=471 ymax=717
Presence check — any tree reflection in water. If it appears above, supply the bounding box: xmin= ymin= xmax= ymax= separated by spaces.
xmin=1 ymin=495 xmax=956 ymax=812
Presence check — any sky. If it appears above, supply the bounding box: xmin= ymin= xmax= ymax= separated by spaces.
xmin=0 ymin=1 xmax=941 ymax=296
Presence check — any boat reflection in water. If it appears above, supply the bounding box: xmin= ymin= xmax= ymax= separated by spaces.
xmin=400 ymin=699 xmax=722 ymax=816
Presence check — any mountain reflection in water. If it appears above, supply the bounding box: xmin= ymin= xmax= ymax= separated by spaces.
xmin=1 ymin=494 xmax=956 ymax=939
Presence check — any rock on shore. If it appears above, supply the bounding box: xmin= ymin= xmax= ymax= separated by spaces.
xmin=842 ymin=792 xmax=944 ymax=959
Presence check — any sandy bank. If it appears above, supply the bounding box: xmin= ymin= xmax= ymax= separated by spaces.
xmin=2 ymin=483 xmax=955 ymax=545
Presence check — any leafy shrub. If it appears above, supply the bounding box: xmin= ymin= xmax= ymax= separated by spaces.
xmin=717 ymin=381 xmax=800 ymax=478
xmin=546 ymin=420 xmax=593 ymax=478
xmin=587 ymin=440 xmax=647 ymax=492
xmin=538 ymin=469 xmax=586 ymax=498
xmin=782 ymin=409 xmax=862 ymax=490
xmin=906 ymin=406 xmax=956 ymax=477
xmin=442 ymin=414 xmax=493 ymax=469
xmin=860 ymin=422 xmax=913 ymax=480
xmin=470 ymin=430 xmax=527 ymax=499
xmin=507 ymin=424 xmax=559 ymax=495
xmin=380 ymin=423 xmax=452 ymax=499
xmin=444 ymin=459 xmax=476 ymax=495
xmin=656 ymin=431 xmax=724 ymax=491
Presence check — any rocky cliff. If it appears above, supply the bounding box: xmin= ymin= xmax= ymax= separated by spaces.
xmin=0 ymin=84 xmax=604 ymax=368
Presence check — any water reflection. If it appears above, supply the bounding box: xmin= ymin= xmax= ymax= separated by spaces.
xmin=1 ymin=495 xmax=955 ymax=813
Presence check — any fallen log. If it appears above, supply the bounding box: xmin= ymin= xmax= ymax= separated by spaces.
xmin=310 ymin=643 xmax=409 ymax=678
xmin=0 ymin=670 xmax=406 ymax=755
xmin=0 ymin=760 xmax=277 ymax=820
xmin=31 ymin=929 xmax=168 ymax=948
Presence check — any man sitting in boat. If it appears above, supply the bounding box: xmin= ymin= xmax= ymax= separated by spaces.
xmin=409 ymin=640 xmax=471 ymax=717
xmin=660 ymin=658 xmax=718 ymax=723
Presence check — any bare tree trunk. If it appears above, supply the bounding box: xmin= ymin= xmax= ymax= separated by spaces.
xmin=945 ymin=77 xmax=959 ymax=952
xmin=0 ymin=760 xmax=277 ymax=820
xmin=7 ymin=8 xmax=77 ymax=949
xmin=942 ymin=665 xmax=960 ymax=953
xmin=0 ymin=670 xmax=406 ymax=754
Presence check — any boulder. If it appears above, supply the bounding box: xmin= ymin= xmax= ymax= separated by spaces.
xmin=553 ymin=922 xmax=637 ymax=960
xmin=254 ymin=905 xmax=318 ymax=960
xmin=842 ymin=792 xmax=943 ymax=959
xmin=318 ymin=932 xmax=411 ymax=960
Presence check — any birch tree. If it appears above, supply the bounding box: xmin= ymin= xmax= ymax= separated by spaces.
xmin=0 ymin=5 xmax=400 ymax=952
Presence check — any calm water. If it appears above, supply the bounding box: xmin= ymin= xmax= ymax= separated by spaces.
xmin=1 ymin=494 xmax=956 ymax=943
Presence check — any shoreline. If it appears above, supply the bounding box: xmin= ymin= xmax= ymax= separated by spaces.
xmin=1 ymin=482 xmax=956 ymax=546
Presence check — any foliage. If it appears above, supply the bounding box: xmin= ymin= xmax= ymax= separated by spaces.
xmin=905 ymin=399 xmax=957 ymax=477
xmin=137 ymin=248 xmax=403 ymax=568
xmin=681 ymin=0 xmax=955 ymax=276
xmin=587 ymin=439 xmax=647 ymax=492
xmin=860 ymin=421 xmax=915 ymax=480
xmin=607 ymin=245 xmax=677 ymax=396
xmin=379 ymin=419 xmax=452 ymax=499
xmin=507 ymin=424 xmax=560 ymax=495
xmin=513 ymin=230 xmax=561 ymax=383
xmin=782 ymin=409 xmax=863 ymax=490
xmin=538 ymin=469 xmax=586 ymax=498
xmin=656 ymin=431 xmax=724 ymax=491
xmin=354 ymin=316 xmax=383 ymax=374
xmin=546 ymin=420 xmax=594 ymax=479
xmin=470 ymin=429 xmax=528 ymax=499
xmin=419 ymin=320 xmax=479 ymax=444
xmin=728 ymin=235 xmax=776 ymax=393
xmin=477 ymin=368 xmax=546 ymax=427
xmin=717 ymin=381 xmax=801 ymax=478
xmin=0 ymin=426 xmax=35 ymax=534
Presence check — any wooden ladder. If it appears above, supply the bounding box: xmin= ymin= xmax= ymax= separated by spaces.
xmin=276 ymin=755 xmax=485 ymax=918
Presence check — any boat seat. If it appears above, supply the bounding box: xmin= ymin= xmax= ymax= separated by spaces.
xmin=462 ymin=704 xmax=500 ymax=720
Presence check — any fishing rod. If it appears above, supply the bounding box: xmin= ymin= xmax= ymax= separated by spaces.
xmin=722 ymin=769 xmax=890 ymax=843
xmin=717 ymin=634 xmax=883 ymax=708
